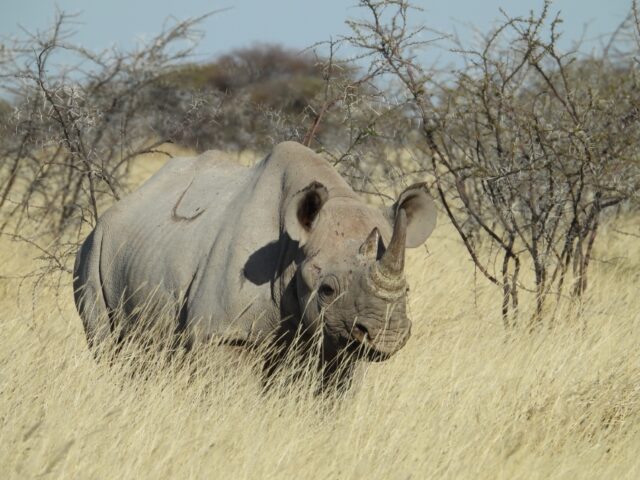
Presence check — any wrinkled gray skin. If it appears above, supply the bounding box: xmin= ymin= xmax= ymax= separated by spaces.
xmin=74 ymin=142 xmax=436 ymax=388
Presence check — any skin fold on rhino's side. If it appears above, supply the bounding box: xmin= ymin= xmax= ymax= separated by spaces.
xmin=73 ymin=141 xmax=437 ymax=389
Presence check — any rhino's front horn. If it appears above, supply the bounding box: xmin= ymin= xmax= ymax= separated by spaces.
xmin=368 ymin=209 xmax=407 ymax=298
xmin=380 ymin=208 xmax=407 ymax=275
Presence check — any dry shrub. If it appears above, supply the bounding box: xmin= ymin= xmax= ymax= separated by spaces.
xmin=0 ymin=12 xmax=228 ymax=298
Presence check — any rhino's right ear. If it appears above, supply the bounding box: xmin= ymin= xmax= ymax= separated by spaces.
xmin=388 ymin=182 xmax=437 ymax=248
xmin=284 ymin=181 xmax=329 ymax=244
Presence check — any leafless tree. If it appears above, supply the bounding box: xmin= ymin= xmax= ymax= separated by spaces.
xmin=0 ymin=11 xmax=218 ymax=276
xmin=340 ymin=0 xmax=640 ymax=327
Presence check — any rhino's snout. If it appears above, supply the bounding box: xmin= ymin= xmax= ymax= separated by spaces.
xmin=350 ymin=317 xmax=411 ymax=357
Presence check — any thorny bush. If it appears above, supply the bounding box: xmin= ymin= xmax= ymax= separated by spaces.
xmin=338 ymin=0 xmax=640 ymax=327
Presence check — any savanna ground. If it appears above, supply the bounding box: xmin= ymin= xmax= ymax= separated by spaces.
xmin=1 ymin=149 xmax=639 ymax=479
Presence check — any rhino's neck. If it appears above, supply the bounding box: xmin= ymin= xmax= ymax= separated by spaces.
xmin=273 ymin=234 xmax=303 ymax=325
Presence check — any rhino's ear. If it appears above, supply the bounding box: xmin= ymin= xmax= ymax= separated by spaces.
xmin=388 ymin=182 xmax=437 ymax=248
xmin=284 ymin=181 xmax=329 ymax=244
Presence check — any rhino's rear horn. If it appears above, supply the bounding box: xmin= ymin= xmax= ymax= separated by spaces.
xmin=359 ymin=227 xmax=380 ymax=259
xmin=379 ymin=208 xmax=407 ymax=276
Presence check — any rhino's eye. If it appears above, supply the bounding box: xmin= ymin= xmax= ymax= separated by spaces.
xmin=318 ymin=283 xmax=336 ymax=298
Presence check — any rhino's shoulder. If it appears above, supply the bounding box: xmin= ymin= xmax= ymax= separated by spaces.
xmin=262 ymin=142 xmax=354 ymax=194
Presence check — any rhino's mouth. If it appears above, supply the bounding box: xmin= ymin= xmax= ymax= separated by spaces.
xmin=336 ymin=338 xmax=391 ymax=362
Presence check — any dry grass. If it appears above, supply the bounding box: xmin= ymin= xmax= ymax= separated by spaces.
xmin=1 ymin=152 xmax=639 ymax=479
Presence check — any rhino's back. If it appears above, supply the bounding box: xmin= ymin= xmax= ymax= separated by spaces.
xmin=97 ymin=151 xmax=251 ymax=315
xmin=121 ymin=150 xmax=248 ymax=221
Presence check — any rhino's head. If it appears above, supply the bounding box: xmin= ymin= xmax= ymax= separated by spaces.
xmin=284 ymin=181 xmax=437 ymax=361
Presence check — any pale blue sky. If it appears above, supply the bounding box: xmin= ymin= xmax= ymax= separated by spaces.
xmin=0 ymin=0 xmax=634 ymax=64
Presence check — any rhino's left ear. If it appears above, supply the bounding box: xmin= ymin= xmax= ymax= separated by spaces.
xmin=284 ymin=181 xmax=329 ymax=244
xmin=388 ymin=182 xmax=437 ymax=248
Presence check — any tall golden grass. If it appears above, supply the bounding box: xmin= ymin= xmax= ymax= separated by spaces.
xmin=1 ymin=152 xmax=639 ymax=479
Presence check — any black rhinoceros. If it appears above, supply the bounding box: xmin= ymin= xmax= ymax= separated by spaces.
xmin=74 ymin=141 xmax=436 ymax=386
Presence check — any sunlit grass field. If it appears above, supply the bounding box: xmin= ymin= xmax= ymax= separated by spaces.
xmin=1 ymin=151 xmax=639 ymax=479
